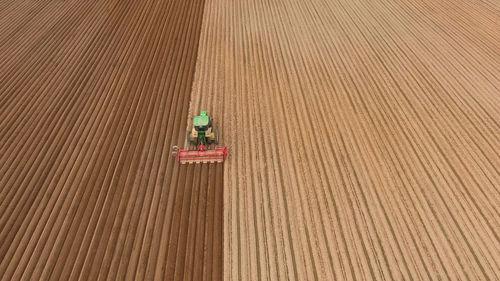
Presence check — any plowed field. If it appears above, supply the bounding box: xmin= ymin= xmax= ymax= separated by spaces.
xmin=0 ymin=0 xmax=222 ymax=280
xmin=190 ymin=0 xmax=500 ymax=279
xmin=1 ymin=0 xmax=499 ymax=280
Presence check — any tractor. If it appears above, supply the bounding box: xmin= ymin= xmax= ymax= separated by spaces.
xmin=172 ymin=110 xmax=227 ymax=164
xmin=186 ymin=110 xmax=218 ymax=146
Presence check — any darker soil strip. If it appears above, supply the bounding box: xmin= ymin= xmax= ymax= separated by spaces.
xmin=0 ymin=0 xmax=223 ymax=278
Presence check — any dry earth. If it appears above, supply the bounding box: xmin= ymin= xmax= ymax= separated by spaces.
xmin=1 ymin=0 xmax=499 ymax=279
xmin=189 ymin=0 xmax=500 ymax=280
xmin=0 ymin=0 xmax=222 ymax=280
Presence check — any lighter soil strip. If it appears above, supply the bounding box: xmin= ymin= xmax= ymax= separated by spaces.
xmin=189 ymin=0 xmax=500 ymax=279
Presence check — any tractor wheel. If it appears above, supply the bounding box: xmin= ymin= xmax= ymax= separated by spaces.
xmin=214 ymin=130 xmax=219 ymax=144
xmin=186 ymin=131 xmax=192 ymax=147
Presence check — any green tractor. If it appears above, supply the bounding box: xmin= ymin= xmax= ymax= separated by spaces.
xmin=187 ymin=110 xmax=218 ymax=147
xmin=173 ymin=110 xmax=227 ymax=164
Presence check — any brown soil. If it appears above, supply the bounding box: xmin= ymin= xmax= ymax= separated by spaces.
xmin=0 ymin=0 xmax=222 ymax=280
xmin=190 ymin=0 xmax=500 ymax=279
xmin=2 ymin=0 xmax=499 ymax=279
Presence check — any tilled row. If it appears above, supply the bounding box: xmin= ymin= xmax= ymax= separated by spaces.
xmin=189 ymin=0 xmax=499 ymax=279
xmin=0 ymin=0 xmax=222 ymax=280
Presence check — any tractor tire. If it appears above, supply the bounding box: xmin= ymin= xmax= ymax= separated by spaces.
xmin=214 ymin=130 xmax=219 ymax=144
xmin=186 ymin=131 xmax=192 ymax=147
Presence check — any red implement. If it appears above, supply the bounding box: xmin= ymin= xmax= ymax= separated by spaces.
xmin=173 ymin=144 xmax=228 ymax=164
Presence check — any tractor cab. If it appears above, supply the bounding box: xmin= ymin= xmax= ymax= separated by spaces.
xmin=193 ymin=110 xmax=212 ymax=132
xmin=187 ymin=110 xmax=218 ymax=147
